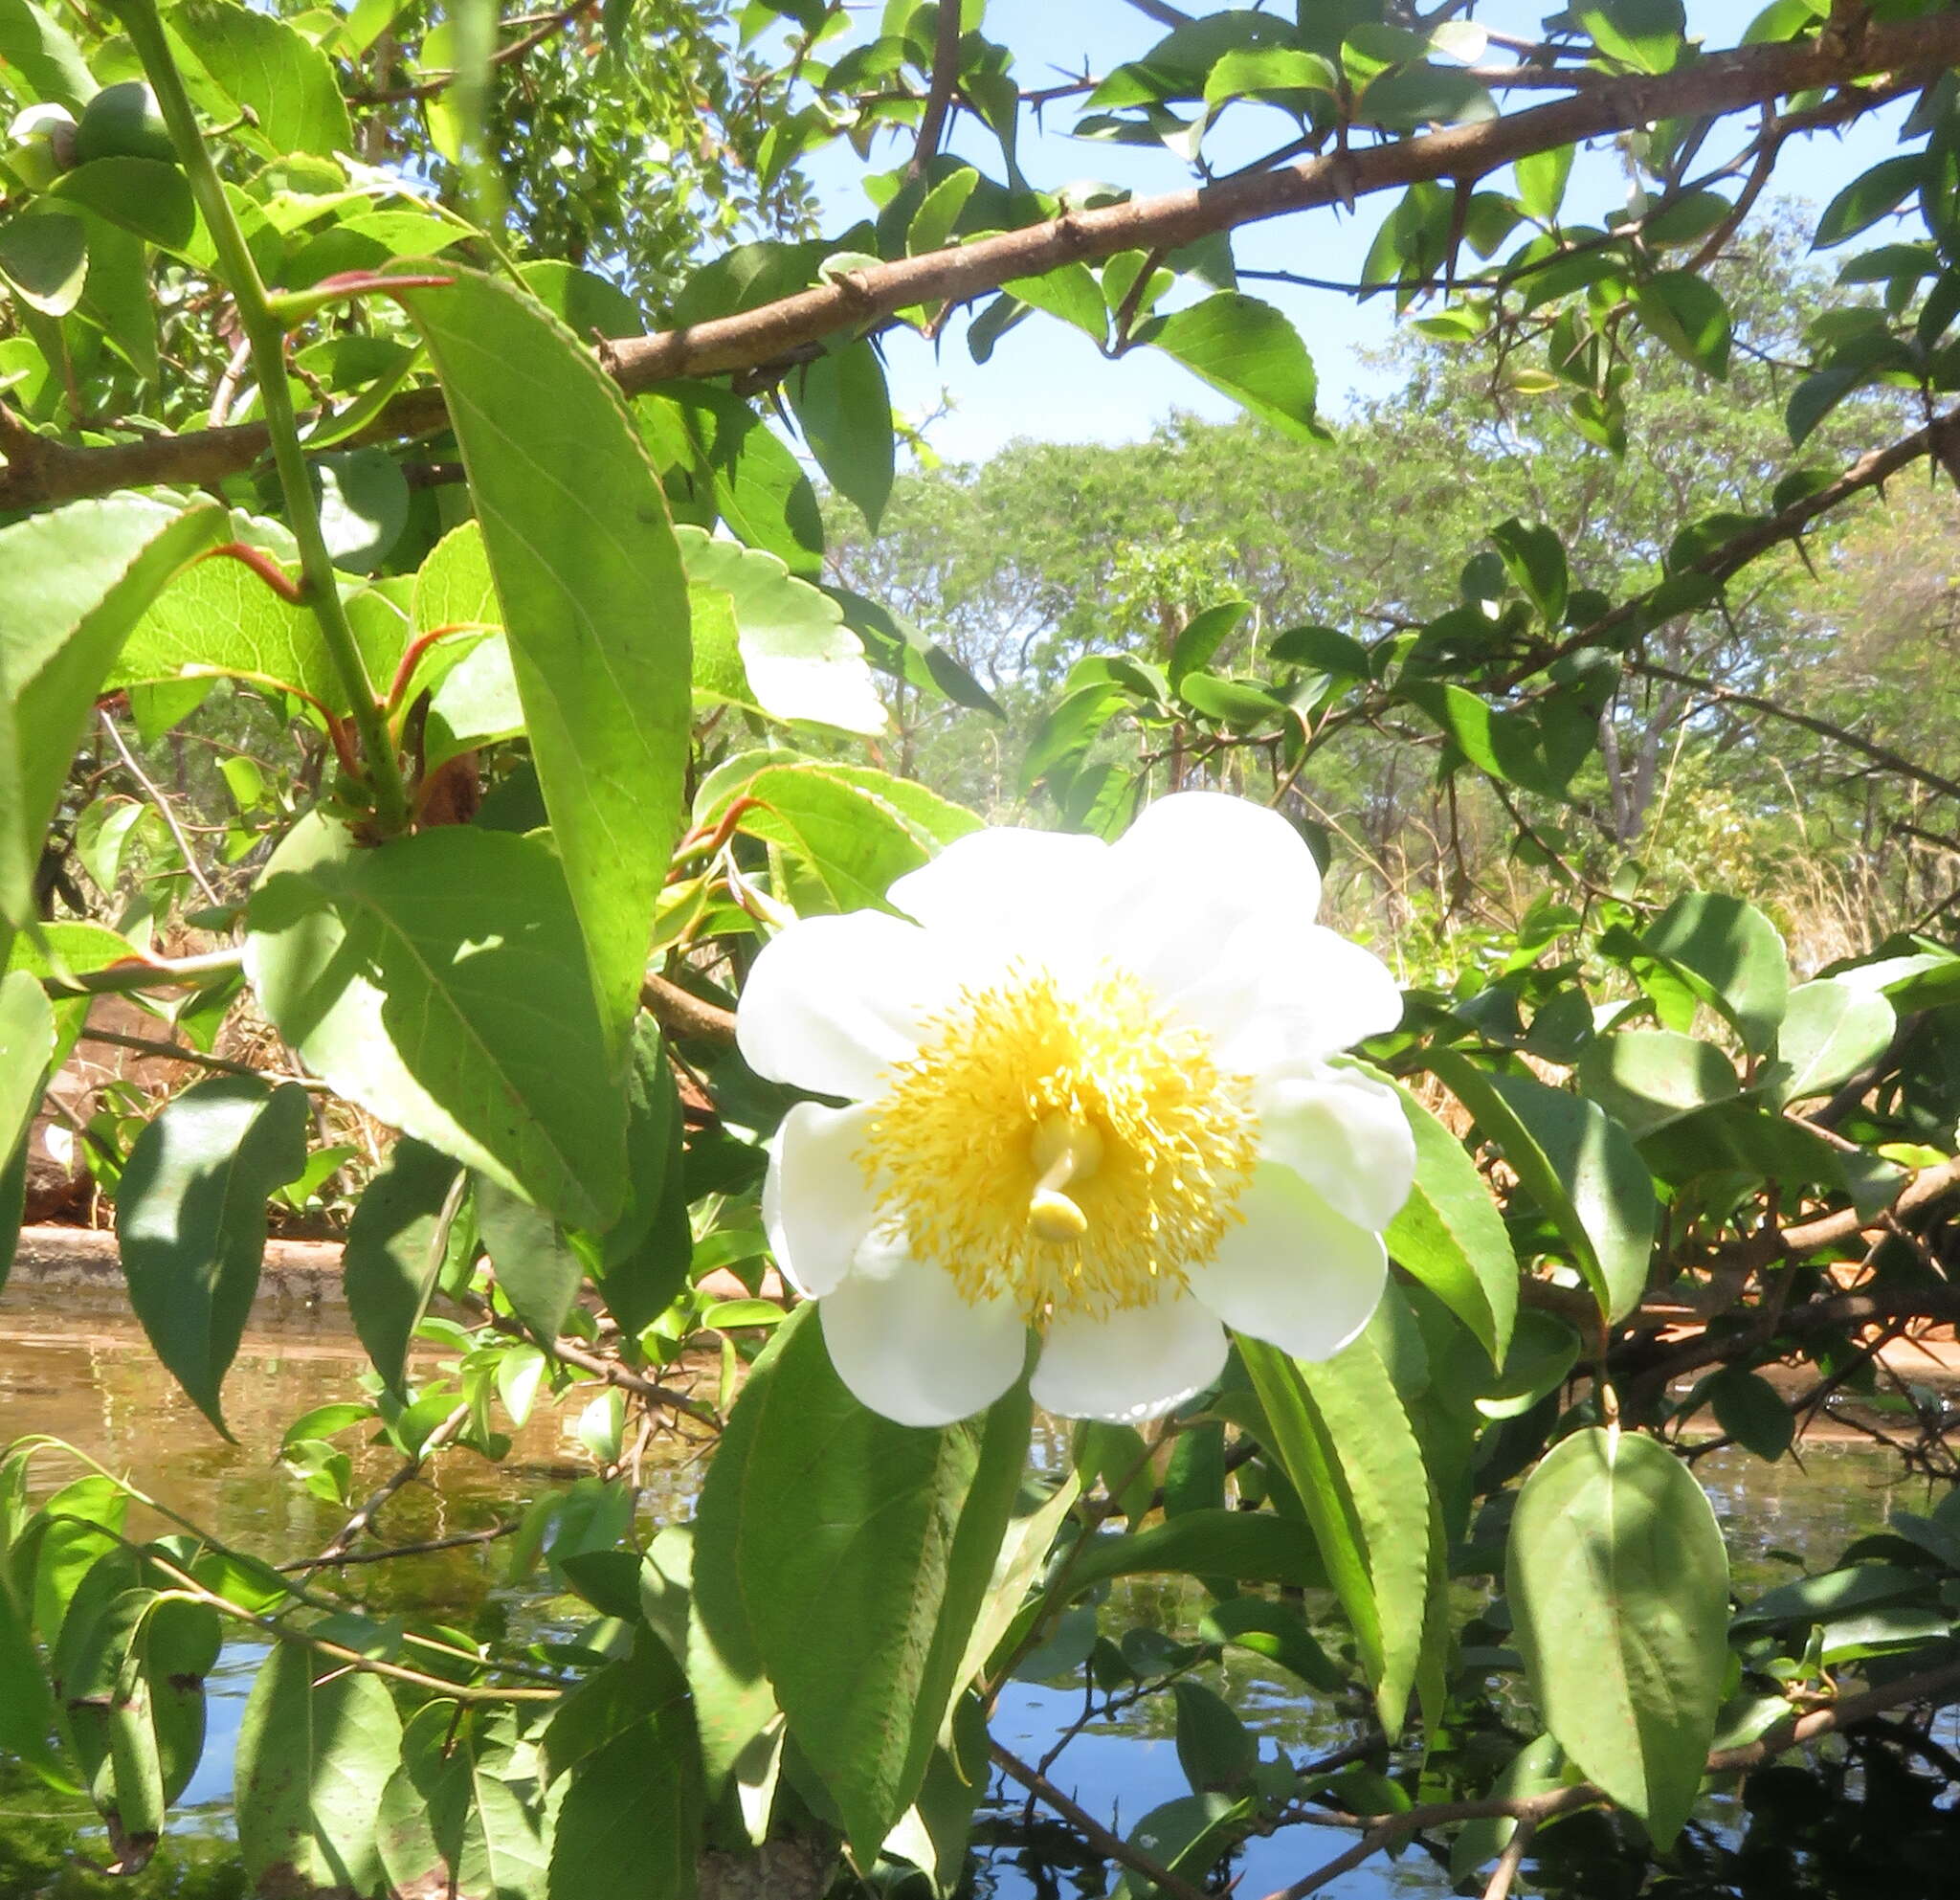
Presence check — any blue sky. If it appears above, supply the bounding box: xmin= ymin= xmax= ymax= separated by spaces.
xmin=795 ymin=1 xmax=1906 ymax=463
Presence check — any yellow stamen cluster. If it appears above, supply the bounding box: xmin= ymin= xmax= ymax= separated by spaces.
xmin=860 ymin=963 xmax=1258 ymax=1320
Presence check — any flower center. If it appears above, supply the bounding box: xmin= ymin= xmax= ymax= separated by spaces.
xmin=859 ymin=963 xmax=1259 ymax=1320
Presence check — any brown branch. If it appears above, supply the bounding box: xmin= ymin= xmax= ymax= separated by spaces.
xmin=350 ymin=0 xmax=602 ymax=104
xmin=908 ymin=0 xmax=964 ymax=182
xmin=1627 ymin=656 xmax=1960 ymax=809
xmin=1503 ymin=404 xmax=1960 ymax=690
xmin=7 ymin=17 xmax=1957 ymax=514
xmin=989 ymin=1740 xmax=1212 ymax=1900
xmin=311 ymin=1400 xmax=471 ymax=1564
xmin=1263 ymin=1658 xmax=1960 ymax=1900
xmin=277 ymin=1521 xmax=517 ymax=1571
xmin=641 ymin=972 xmax=738 ymax=1047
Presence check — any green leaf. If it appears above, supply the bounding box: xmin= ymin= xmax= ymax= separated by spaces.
xmin=234 ymin=1643 xmax=402 ymax=1897
xmin=1396 ymin=681 xmax=1580 ymax=797
xmin=342 ymin=1137 xmax=459 ymax=1397
xmin=1704 ymin=1365 xmax=1794 ymax=1463
xmin=1169 ymin=601 xmax=1252 ymax=689
xmin=1507 ymin=1427 xmax=1727 ymax=1847
xmin=1641 ymin=892 xmax=1790 ymax=1056
xmin=1144 ymin=293 xmax=1318 ymax=441
xmin=679 ymin=525 xmax=885 ymax=734
xmin=1814 ymin=154 xmax=1930 ymax=252
xmin=0 ymin=967 xmax=55 ymax=1174
xmin=1767 ymin=979 xmax=1895 ymax=1105
xmin=735 ymin=762 xmax=932 ymax=913
xmin=244 ymin=818 xmax=627 ymax=1230
xmin=1425 ymin=1052 xmax=1655 ymax=1324
xmin=1 ymin=496 xmax=224 ymax=889
xmin=1003 ymin=261 xmax=1107 ymax=342
xmin=1515 ymin=144 xmax=1574 ymax=224
xmin=1196 ymin=1597 xmax=1343 ymax=1690
xmin=1572 ymin=1029 xmax=1740 ymax=1136
xmin=545 ymin=1649 xmax=702 ymax=1900
xmin=1575 ymin=0 xmax=1685 ymax=73
xmin=376 ymin=1703 xmax=547 ymax=1900
xmin=111 ymin=529 xmax=401 ymax=714
xmin=1450 ymin=1733 xmax=1563 ymax=1880
xmin=168 ymin=0 xmax=353 ymax=158
xmin=787 ymin=339 xmax=895 ymax=533
xmin=1119 ymin=1793 xmax=1249 ymax=1898
xmin=591 ymin=1017 xmax=691 ymax=1335
xmin=1382 ymin=1078 xmax=1518 ymax=1366
xmin=690 ymin=1306 xmax=1030 ymax=1860
xmin=400 ymin=266 xmax=692 ymax=1063
xmin=1288 ymin=1338 xmax=1437 ymax=1738
xmin=0 ymin=1558 xmax=70 ymax=1788
xmin=478 ymin=1175 xmax=585 ymax=1347
xmin=638 ymin=381 xmax=824 ymax=576
xmin=50 ymin=159 xmax=197 ymax=255
xmin=114 ymin=1075 xmax=310 ymax=1440
xmin=1490 ymin=517 xmax=1569 ymax=625
xmin=1635 ymin=271 xmax=1730 ymax=376
xmin=0 ymin=207 xmax=87 ymax=314
xmin=1236 ymin=1337 xmax=1434 ymax=1738
xmin=1066 ymin=1507 xmax=1322 ymax=1593
xmin=0 ymin=0 xmax=97 ymax=112
xmin=1171 ymin=1680 xmax=1256 ymax=1794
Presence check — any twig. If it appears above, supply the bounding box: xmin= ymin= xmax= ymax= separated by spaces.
xmin=312 ymin=1400 xmax=471 ymax=1563
xmin=277 ymin=1521 xmax=518 ymax=1572
xmin=1481 ymin=1821 xmax=1535 ymax=1900
xmin=641 ymin=972 xmax=738 ymax=1047
xmin=908 ymin=0 xmax=964 ymax=181
xmin=78 ymin=1026 xmax=327 ymax=1090
xmin=990 ymin=1740 xmax=1212 ymax=1900
xmin=98 ymin=709 xmax=222 ymax=906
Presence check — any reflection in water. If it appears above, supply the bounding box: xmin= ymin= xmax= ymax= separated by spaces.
xmin=1 ymin=1313 xmax=1954 ymax=1899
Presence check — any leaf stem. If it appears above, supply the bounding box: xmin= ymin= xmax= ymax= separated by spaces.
xmin=112 ymin=0 xmax=412 ymax=837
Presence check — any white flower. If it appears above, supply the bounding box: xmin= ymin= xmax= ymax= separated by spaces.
xmin=736 ymin=793 xmax=1415 ymax=1428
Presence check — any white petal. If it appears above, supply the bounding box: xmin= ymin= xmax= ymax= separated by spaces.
xmin=1255 ymin=1067 xmax=1415 ymax=1234
xmin=762 ymin=1102 xmax=880 ymax=1297
xmin=886 ymin=827 xmax=1108 ymax=955
xmin=818 ymin=1243 xmax=1027 ymax=1428
xmin=1094 ymin=794 xmax=1322 ymax=999
xmin=736 ymin=911 xmax=960 ymax=1098
xmin=1208 ymin=928 xmax=1405 ymax=1072
xmin=1187 ymin=1162 xmax=1387 ymax=1363
xmin=1031 ymin=1293 xmax=1228 ymax=1424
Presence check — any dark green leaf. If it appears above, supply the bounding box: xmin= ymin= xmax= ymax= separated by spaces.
xmin=1767 ymin=979 xmax=1894 ymax=1105
xmin=592 ymin=1018 xmax=691 ymax=1336
xmin=1635 ymin=271 xmax=1730 ymax=376
xmin=0 ymin=0 xmax=96 ymax=112
xmin=478 ymin=1175 xmax=586 ymax=1348
xmin=1814 ymin=154 xmax=1930 ymax=251
xmin=1490 ymin=517 xmax=1569 ymax=625
xmin=1641 ymin=892 xmax=1790 ymax=1056
xmin=1168 ymin=601 xmax=1251 ymax=689
xmin=0 ymin=207 xmax=87 ymax=314
xmin=342 ymin=1137 xmax=459 ymax=1397
xmin=376 ymin=1703 xmax=547 ymax=1900
xmin=115 ymin=1076 xmax=310 ymax=1439
xmin=1573 ymin=1029 xmax=1739 ymax=1136
xmin=787 ymin=339 xmax=895 ymax=532
xmin=1171 ymin=1680 xmax=1256 ymax=1794
xmin=1704 ymin=1366 xmax=1794 ymax=1463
